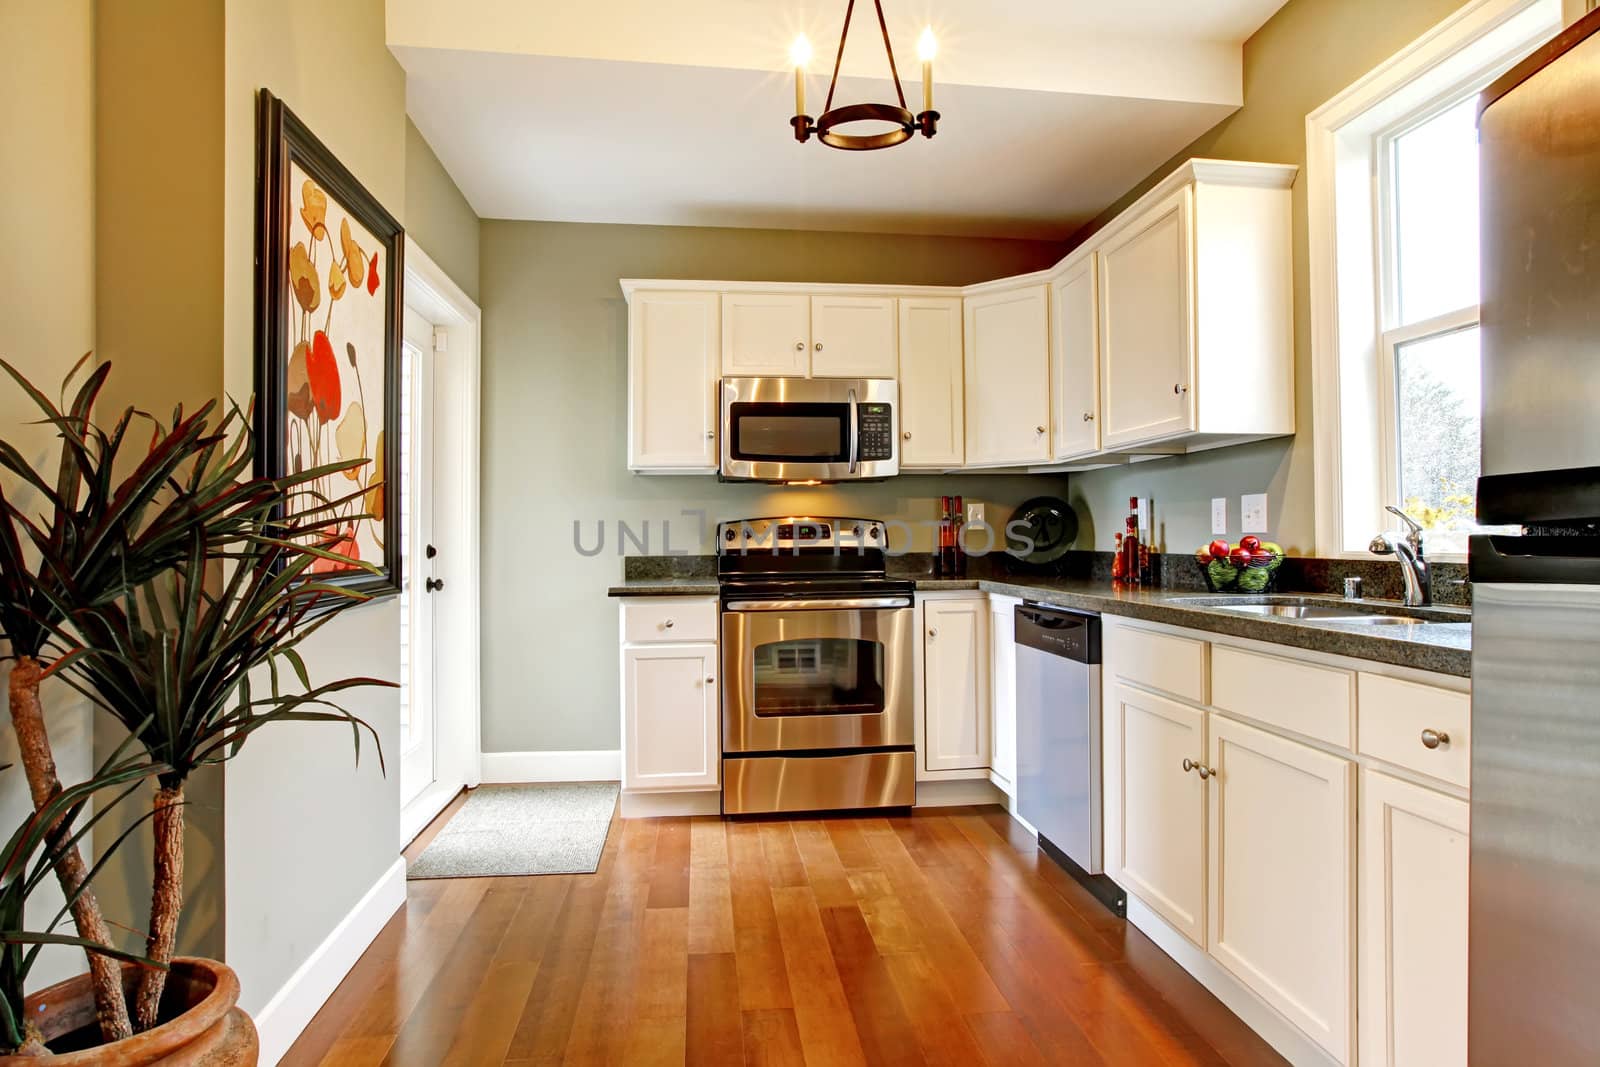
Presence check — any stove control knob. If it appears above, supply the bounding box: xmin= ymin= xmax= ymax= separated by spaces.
xmin=869 ymin=525 xmax=881 ymax=541
xmin=724 ymin=529 xmax=736 ymax=542
xmin=852 ymin=523 xmax=863 ymax=537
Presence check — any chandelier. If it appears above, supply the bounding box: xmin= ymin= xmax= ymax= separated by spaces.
xmin=789 ymin=1 xmax=939 ymax=150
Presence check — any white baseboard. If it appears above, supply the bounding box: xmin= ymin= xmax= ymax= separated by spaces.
xmin=620 ymin=789 xmax=721 ymax=818
xmin=914 ymin=778 xmax=1007 ymax=808
xmin=254 ymin=857 xmax=406 ymax=1067
xmin=1125 ymin=896 xmax=1339 ymax=1067
xmin=479 ymin=749 xmax=621 ymax=784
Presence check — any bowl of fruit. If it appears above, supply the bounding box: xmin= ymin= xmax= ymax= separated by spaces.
xmin=1196 ymin=536 xmax=1285 ymax=593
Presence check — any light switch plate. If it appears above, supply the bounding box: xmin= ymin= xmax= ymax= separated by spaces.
xmin=1211 ymin=498 xmax=1228 ymax=536
xmin=1241 ymin=493 xmax=1268 ymax=534
xmin=966 ymin=501 xmax=985 ymax=527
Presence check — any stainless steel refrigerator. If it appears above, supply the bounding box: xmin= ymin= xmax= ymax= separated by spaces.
xmin=1471 ymin=10 xmax=1600 ymax=1063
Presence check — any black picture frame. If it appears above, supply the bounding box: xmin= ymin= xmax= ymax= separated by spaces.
xmin=254 ymin=89 xmax=404 ymax=599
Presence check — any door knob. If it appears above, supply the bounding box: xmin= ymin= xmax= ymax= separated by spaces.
xmin=1420 ymin=729 xmax=1450 ymax=749
xmin=425 ymin=544 xmax=438 ymax=559
xmin=425 ymin=577 xmax=444 ymax=593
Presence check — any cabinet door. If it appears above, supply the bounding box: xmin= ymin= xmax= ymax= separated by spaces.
xmin=963 ymin=285 xmax=1052 ymax=466
xmin=811 ymin=295 xmax=897 ymax=378
xmin=1114 ymin=684 xmax=1207 ymax=945
xmin=1098 ymin=186 xmax=1195 ymax=448
xmin=628 ymin=291 xmax=719 ymax=470
xmin=1359 ymin=771 xmax=1468 ymax=1067
xmin=987 ymin=595 xmax=1020 ymax=792
xmin=1208 ymin=713 xmax=1354 ymax=1064
xmin=622 ymin=643 xmax=719 ymax=791
xmin=721 ymin=293 xmax=810 ymax=377
xmin=1051 ymin=255 xmax=1101 ymax=460
xmin=923 ymin=599 xmax=990 ymax=771
xmin=897 ymin=297 xmax=965 ymax=468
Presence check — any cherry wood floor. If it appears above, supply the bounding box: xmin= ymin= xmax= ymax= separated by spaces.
xmin=282 ymin=798 xmax=1285 ymax=1066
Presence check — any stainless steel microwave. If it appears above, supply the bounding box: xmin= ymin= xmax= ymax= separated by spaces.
xmin=719 ymin=377 xmax=898 ymax=482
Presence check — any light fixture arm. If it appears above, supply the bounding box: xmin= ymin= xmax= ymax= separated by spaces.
xmin=794 ymin=0 xmax=938 ymax=150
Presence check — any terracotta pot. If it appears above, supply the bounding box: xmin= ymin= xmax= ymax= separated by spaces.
xmin=0 ymin=957 xmax=257 ymax=1065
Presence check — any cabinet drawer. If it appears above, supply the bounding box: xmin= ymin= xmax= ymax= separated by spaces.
xmin=1358 ymin=674 xmax=1471 ymax=789
xmin=1104 ymin=623 xmax=1207 ymax=705
xmin=1212 ymin=645 xmax=1354 ymax=749
xmin=623 ymin=598 xmax=717 ymax=644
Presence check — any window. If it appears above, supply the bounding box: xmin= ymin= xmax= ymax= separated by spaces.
xmin=1309 ymin=0 xmax=1562 ymax=558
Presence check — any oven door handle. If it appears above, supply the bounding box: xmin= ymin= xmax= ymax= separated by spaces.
xmin=724 ymin=596 xmax=911 ymax=611
xmin=847 ymin=387 xmax=859 ymax=475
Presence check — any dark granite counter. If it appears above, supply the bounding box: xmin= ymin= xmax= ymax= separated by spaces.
xmin=606 ymin=577 xmax=719 ymax=597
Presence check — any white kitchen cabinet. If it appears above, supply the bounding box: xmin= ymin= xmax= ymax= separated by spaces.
xmin=897 ymin=296 xmax=965 ymax=468
xmin=962 ymin=283 xmax=1052 ymax=466
xmin=811 ymin=294 xmax=897 ymax=378
xmin=1359 ymin=770 xmax=1469 ymax=1067
xmin=721 ymin=292 xmax=811 ymax=377
xmin=621 ymin=642 xmax=719 ymax=791
xmin=1051 ymin=253 xmax=1101 ymax=460
xmin=987 ymin=594 xmax=1020 ymax=793
xmin=922 ymin=597 xmax=990 ymax=772
xmin=627 ymin=290 xmax=720 ymax=471
xmin=1207 ymin=713 xmax=1355 ymax=1065
xmin=1113 ymin=683 xmax=1207 ymax=946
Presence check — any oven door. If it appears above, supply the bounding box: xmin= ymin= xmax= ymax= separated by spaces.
xmin=720 ymin=377 xmax=897 ymax=481
xmin=722 ymin=603 xmax=914 ymax=752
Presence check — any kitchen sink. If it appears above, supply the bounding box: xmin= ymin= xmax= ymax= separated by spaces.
xmin=1168 ymin=595 xmax=1469 ymax=626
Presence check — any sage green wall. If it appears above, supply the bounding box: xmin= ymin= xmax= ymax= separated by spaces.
xmin=479 ymin=220 xmax=1071 ymax=754
xmin=1065 ymin=0 xmax=1472 ymax=555
xmin=405 ymin=118 xmax=481 ymax=303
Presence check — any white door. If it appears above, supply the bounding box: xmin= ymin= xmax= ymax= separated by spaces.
xmin=810 ymin=295 xmax=896 ymax=378
xmin=622 ymin=644 xmax=719 ymax=790
xmin=1114 ymin=683 xmax=1207 ymax=945
xmin=1359 ymin=770 xmax=1469 ymax=1067
xmin=1208 ymin=713 xmax=1355 ymax=1065
xmin=897 ymin=297 xmax=964 ymax=468
xmin=721 ymin=293 xmax=810 ymax=377
xmin=963 ymin=284 xmax=1052 ymax=466
xmin=922 ymin=599 xmax=990 ymax=771
xmin=628 ymin=290 xmax=719 ymax=470
xmin=400 ymin=304 xmax=438 ymax=810
xmin=1051 ymin=254 xmax=1101 ymax=460
xmin=1099 ymin=186 xmax=1195 ymax=448
xmin=987 ymin=595 xmax=1019 ymax=792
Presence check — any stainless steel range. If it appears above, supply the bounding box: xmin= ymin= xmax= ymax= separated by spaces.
xmin=718 ymin=516 xmax=915 ymax=815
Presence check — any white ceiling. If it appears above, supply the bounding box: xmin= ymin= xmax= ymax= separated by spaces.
xmin=391 ymin=0 xmax=1290 ymax=240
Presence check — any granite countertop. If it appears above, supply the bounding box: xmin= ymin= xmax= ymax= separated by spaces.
xmin=610 ymin=573 xmax=1472 ymax=677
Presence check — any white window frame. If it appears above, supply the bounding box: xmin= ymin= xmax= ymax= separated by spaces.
xmin=1307 ymin=0 xmax=1563 ymax=560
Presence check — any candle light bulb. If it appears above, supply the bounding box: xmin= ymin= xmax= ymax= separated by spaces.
xmin=917 ymin=27 xmax=938 ymax=63
xmin=790 ymin=34 xmax=813 ymax=69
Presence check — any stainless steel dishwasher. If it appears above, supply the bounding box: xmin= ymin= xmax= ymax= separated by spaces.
xmin=1014 ymin=603 xmax=1125 ymax=916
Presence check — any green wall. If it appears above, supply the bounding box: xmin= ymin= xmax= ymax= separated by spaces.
xmin=405 ymin=118 xmax=481 ymax=303
xmin=1065 ymin=0 xmax=1473 ymax=554
xmin=478 ymin=220 xmax=1071 ymax=754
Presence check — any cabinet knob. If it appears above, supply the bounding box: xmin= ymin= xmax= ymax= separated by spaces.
xmin=1182 ymin=758 xmax=1214 ymax=780
xmin=1174 ymin=383 xmax=1189 ymax=394
xmin=1083 ymin=412 xmax=1095 ymax=422
xmin=902 ymin=430 xmax=912 ymax=440
xmin=662 ymin=618 xmax=675 ymax=629
xmin=1035 ymin=425 xmax=1047 ymax=435
xmin=706 ymin=430 xmax=715 ymax=439
xmin=1420 ymin=729 xmax=1450 ymax=750
xmin=928 ymin=628 xmax=937 ymax=638
xmin=795 ymin=341 xmax=805 ymax=351
xmin=815 ymin=342 xmax=823 ymax=351
xmin=706 ymin=677 xmax=715 ymax=685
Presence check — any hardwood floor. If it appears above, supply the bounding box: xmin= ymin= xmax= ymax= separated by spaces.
xmin=282 ymin=799 xmax=1286 ymax=1066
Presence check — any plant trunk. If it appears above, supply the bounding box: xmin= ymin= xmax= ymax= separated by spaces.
xmin=134 ymin=782 xmax=183 ymax=1032
xmin=6 ymin=656 xmax=134 ymax=1044
xmin=13 ymin=1020 xmax=47 ymax=1057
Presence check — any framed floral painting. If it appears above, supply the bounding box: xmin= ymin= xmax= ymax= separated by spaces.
xmin=254 ymin=89 xmax=403 ymax=598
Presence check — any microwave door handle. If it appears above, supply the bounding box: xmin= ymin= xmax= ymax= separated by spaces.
xmin=847 ymin=388 xmax=859 ymax=474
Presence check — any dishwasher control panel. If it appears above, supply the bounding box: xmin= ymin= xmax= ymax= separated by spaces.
xmin=1015 ymin=604 xmax=1101 ymax=664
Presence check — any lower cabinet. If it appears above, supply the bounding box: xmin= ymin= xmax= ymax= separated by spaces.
xmin=921 ymin=596 xmax=990 ymax=772
xmin=1112 ymin=683 xmax=1208 ymax=945
xmin=1208 ymin=713 xmax=1355 ymax=1064
xmin=1359 ymin=770 xmax=1469 ymax=1067
xmin=987 ymin=595 xmax=1020 ymax=792
xmin=621 ymin=643 xmax=719 ymax=791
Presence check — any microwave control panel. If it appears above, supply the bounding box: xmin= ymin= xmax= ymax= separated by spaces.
xmin=858 ymin=403 xmax=894 ymax=461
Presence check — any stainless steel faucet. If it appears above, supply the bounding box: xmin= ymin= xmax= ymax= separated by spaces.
xmin=1369 ymin=506 xmax=1431 ymax=607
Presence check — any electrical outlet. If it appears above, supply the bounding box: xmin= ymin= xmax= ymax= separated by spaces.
xmin=1211 ymin=498 xmax=1227 ymax=536
xmin=1241 ymin=493 xmax=1268 ymax=534
xmin=966 ymin=501 xmax=985 ymax=527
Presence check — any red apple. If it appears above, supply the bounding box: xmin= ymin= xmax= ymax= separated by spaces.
xmin=1196 ymin=547 xmax=1213 ymax=564
xmin=1229 ymin=546 xmax=1254 ymax=567
xmin=1208 ymin=539 xmax=1231 ymax=561
xmin=1240 ymin=535 xmax=1262 ymax=552
xmin=1251 ymin=549 xmax=1275 ymax=567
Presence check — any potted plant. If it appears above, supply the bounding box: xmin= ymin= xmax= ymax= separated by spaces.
xmin=0 ymin=359 xmax=388 ymax=1059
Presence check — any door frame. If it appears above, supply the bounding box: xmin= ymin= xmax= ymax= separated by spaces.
xmin=398 ymin=242 xmax=482 ymax=847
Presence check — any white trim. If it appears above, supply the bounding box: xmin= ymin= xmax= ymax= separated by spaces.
xmin=480 ymin=749 xmax=623 ymax=784
xmin=913 ymin=778 xmax=1007 ymax=808
xmin=620 ymin=789 xmax=721 ymax=818
xmin=399 ymin=779 xmax=462 ymax=848
xmin=1126 ymin=895 xmax=1341 ymax=1067
xmin=1307 ymin=0 xmax=1562 ymax=557
xmin=254 ymin=857 xmax=406 ymax=1067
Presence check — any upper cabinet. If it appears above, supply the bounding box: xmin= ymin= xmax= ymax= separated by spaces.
xmin=1051 ymin=252 xmax=1101 ymax=461
xmin=811 ymin=295 xmax=897 ymax=378
xmin=898 ymin=296 xmax=965 ymax=469
xmin=963 ymin=283 xmax=1052 ymax=467
xmin=721 ymin=292 xmax=810 ymax=376
xmin=628 ymin=290 xmax=720 ymax=472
